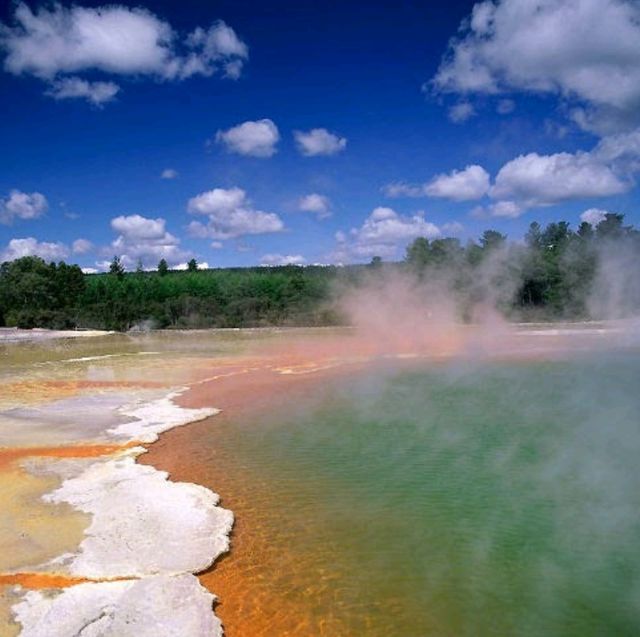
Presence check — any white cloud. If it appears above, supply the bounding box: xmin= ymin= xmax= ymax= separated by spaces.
xmin=382 ymin=182 xmax=425 ymax=198
xmin=384 ymin=165 xmax=490 ymax=201
xmin=580 ymin=208 xmax=609 ymax=226
xmin=298 ymin=193 xmax=331 ymax=219
xmin=594 ymin=127 xmax=640 ymax=174
xmin=0 ymin=3 xmax=248 ymax=104
xmin=442 ymin=221 xmax=465 ymax=235
xmin=487 ymin=200 xmax=523 ymax=218
xmin=111 ymin=214 xmax=166 ymax=239
xmin=215 ymin=119 xmax=279 ymax=157
xmin=0 ymin=190 xmax=48 ymax=224
xmin=187 ymin=187 xmax=284 ymax=239
xmin=108 ymin=214 xmax=189 ymax=268
xmin=472 ymin=200 xmax=524 ymax=218
xmin=1 ymin=237 xmax=69 ymax=262
xmin=211 ymin=241 xmax=224 ymax=249
xmin=448 ymin=101 xmax=475 ymax=123
xmin=490 ymin=151 xmax=628 ymax=206
xmin=294 ymin=128 xmax=347 ymax=156
xmin=333 ymin=207 xmax=441 ymax=261
xmin=46 ymin=76 xmax=119 ymax=105
xmin=161 ymin=168 xmax=178 ymax=179
xmin=174 ymin=261 xmax=209 ymax=270
xmin=425 ymin=165 xmax=490 ymax=201
xmin=72 ymin=238 xmax=93 ymax=254
xmin=81 ymin=267 xmax=98 ymax=274
xmin=260 ymin=254 xmax=306 ymax=266
xmin=432 ymin=0 xmax=640 ymax=132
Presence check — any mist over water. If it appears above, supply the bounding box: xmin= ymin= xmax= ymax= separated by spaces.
xmin=203 ymin=346 xmax=640 ymax=636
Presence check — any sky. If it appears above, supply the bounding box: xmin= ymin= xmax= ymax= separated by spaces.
xmin=0 ymin=0 xmax=639 ymax=271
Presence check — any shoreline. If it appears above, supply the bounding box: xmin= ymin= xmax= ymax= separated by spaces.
xmin=0 ymin=317 xmax=633 ymax=342
xmin=0 ymin=383 xmax=234 ymax=636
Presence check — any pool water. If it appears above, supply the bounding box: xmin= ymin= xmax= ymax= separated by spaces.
xmin=195 ymin=350 xmax=640 ymax=636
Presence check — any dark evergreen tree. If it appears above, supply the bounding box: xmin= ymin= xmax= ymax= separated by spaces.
xmin=109 ymin=256 xmax=125 ymax=279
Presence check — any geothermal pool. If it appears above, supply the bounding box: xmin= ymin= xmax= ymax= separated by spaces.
xmin=155 ymin=347 xmax=640 ymax=636
xmin=1 ymin=326 xmax=639 ymax=636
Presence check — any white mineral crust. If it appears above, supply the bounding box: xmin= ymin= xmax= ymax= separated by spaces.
xmin=13 ymin=574 xmax=222 ymax=637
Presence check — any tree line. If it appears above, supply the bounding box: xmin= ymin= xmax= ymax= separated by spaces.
xmin=1 ymin=214 xmax=638 ymax=331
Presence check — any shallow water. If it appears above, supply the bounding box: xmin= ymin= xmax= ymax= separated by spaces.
xmin=196 ymin=350 xmax=640 ymax=636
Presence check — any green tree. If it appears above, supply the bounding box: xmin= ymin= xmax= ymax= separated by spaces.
xmin=480 ymin=230 xmax=507 ymax=251
xmin=596 ymin=213 xmax=626 ymax=240
xmin=157 ymin=259 xmax=169 ymax=277
xmin=405 ymin=237 xmax=430 ymax=270
xmin=525 ymin=222 xmax=543 ymax=250
xmin=109 ymin=256 xmax=125 ymax=279
xmin=577 ymin=221 xmax=594 ymax=240
xmin=187 ymin=258 xmax=198 ymax=272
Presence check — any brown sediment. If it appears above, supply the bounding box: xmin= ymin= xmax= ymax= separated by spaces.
xmin=0 ymin=379 xmax=165 ymax=405
xmin=0 ymin=441 xmax=142 ymax=470
xmin=0 ymin=588 xmax=21 ymax=637
xmin=0 ymin=465 xmax=90 ymax=573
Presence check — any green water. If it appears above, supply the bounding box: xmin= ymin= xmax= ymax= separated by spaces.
xmin=211 ymin=350 xmax=640 ymax=636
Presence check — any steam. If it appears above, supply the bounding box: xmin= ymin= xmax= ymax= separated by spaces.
xmin=330 ymin=226 xmax=640 ymax=357
xmin=588 ymin=239 xmax=640 ymax=320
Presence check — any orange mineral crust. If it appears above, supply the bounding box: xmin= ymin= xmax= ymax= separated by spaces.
xmin=142 ymin=356 xmax=365 ymax=636
xmin=0 ymin=442 xmax=141 ymax=470
xmin=0 ymin=573 xmax=92 ymax=590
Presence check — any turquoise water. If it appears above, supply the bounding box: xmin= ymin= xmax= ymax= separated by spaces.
xmin=206 ymin=350 xmax=640 ymax=635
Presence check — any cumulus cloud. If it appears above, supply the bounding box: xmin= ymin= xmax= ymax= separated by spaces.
xmin=448 ymin=101 xmax=475 ymax=123
xmin=0 ymin=190 xmax=48 ymax=224
xmin=490 ymin=151 xmax=628 ymax=206
xmin=426 ymin=165 xmax=490 ymax=201
xmin=215 ymin=119 xmax=279 ymax=157
xmin=1 ymin=237 xmax=68 ymax=262
xmin=72 ymin=238 xmax=93 ymax=254
xmin=298 ymin=193 xmax=331 ymax=219
xmin=187 ymin=187 xmax=284 ymax=240
xmin=384 ymin=165 xmax=490 ymax=201
xmin=260 ymin=253 xmax=306 ymax=266
xmin=46 ymin=76 xmax=119 ymax=105
xmin=593 ymin=127 xmax=640 ymax=175
xmin=174 ymin=261 xmax=209 ymax=270
xmin=388 ymin=135 xmax=638 ymax=216
xmin=432 ymin=0 xmax=640 ymax=133
xmin=0 ymin=3 xmax=248 ymax=104
xmin=580 ymin=208 xmax=609 ymax=226
xmin=109 ymin=214 xmax=189 ymax=268
xmin=472 ymin=200 xmax=524 ymax=219
xmin=333 ymin=207 xmax=441 ymax=261
xmin=442 ymin=221 xmax=465 ymax=234
xmin=161 ymin=168 xmax=178 ymax=179
xmin=294 ymin=128 xmax=347 ymax=156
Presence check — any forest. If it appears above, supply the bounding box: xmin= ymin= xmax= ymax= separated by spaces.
xmin=1 ymin=214 xmax=638 ymax=331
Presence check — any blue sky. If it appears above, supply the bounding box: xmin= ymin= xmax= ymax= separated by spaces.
xmin=1 ymin=0 xmax=639 ymax=270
